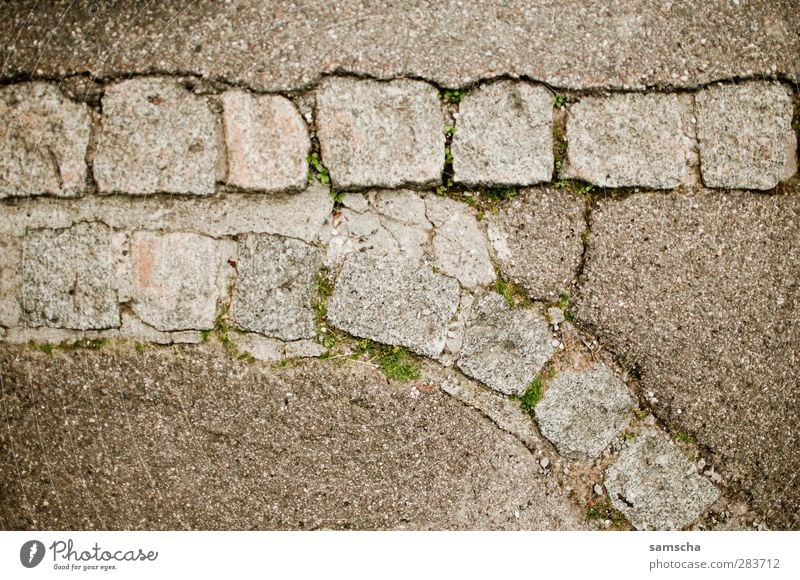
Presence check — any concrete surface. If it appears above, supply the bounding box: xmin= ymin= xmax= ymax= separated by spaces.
xmin=0 ymin=343 xmax=586 ymax=530
xmin=1 ymin=1 xmax=797 ymax=91
xmin=575 ymin=186 xmax=800 ymax=530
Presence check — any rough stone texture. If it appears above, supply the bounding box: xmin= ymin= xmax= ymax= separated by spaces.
xmin=328 ymin=253 xmax=460 ymax=358
xmin=231 ymin=234 xmax=321 ymax=341
xmin=222 ymin=90 xmax=309 ymax=192
xmin=3 ymin=1 xmax=797 ymax=91
xmin=119 ymin=313 xmax=202 ymax=345
xmin=316 ymin=78 xmax=444 ymax=190
xmin=604 ymin=428 xmax=720 ymax=530
xmin=452 ymin=81 xmax=553 ymax=186
xmin=131 ymin=232 xmax=222 ymax=331
xmin=426 ymin=195 xmax=495 ymax=289
xmin=235 ymin=333 xmax=285 ymax=362
xmin=94 ymin=77 xmax=222 ymax=195
xmin=0 ymin=184 xmax=333 ymax=243
xmin=0 ymin=82 xmax=90 ymax=198
xmin=575 ymin=189 xmax=800 ymax=529
xmin=486 ymin=188 xmax=586 ymax=301
xmin=327 ymin=190 xmax=431 ymax=265
xmin=563 ymin=93 xmax=686 ymax=188
xmin=457 ymin=294 xmax=556 ymax=396
xmin=0 ymin=345 xmax=586 ymax=530
xmin=21 ymin=222 xmax=119 ymax=330
xmin=535 ymin=363 xmax=636 ymax=459
xmin=0 ymin=236 xmax=22 ymax=327
xmin=696 ymin=82 xmax=797 ymax=190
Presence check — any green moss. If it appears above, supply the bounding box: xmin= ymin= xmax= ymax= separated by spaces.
xmin=518 ymin=376 xmax=544 ymax=416
xmin=37 ymin=343 xmax=54 ymax=355
xmin=494 ymin=277 xmax=531 ymax=309
xmin=585 ymin=499 xmax=629 ymax=528
xmin=484 ymin=187 xmax=518 ymax=202
xmin=553 ymin=93 xmax=566 ymax=109
xmin=200 ymin=329 xmax=211 ymax=343
xmin=307 ymin=152 xmax=331 ymax=185
xmin=441 ymin=88 xmax=468 ymax=105
xmin=676 ymin=431 xmax=696 ymax=444
xmin=355 ymin=339 xmax=421 ymax=382
xmin=134 ymin=342 xmax=146 ymax=354
xmin=59 ymin=338 xmax=107 ymax=350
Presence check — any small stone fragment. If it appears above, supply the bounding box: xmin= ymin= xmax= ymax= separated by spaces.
xmin=222 ymin=90 xmax=310 ymax=192
xmin=539 ymin=457 xmax=550 ymax=469
xmin=696 ymin=81 xmax=796 ymax=190
xmin=131 ymin=232 xmax=222 ymax=331
xmin=547 ymin=307 xmax=565 ymax=325
xmin=231 ymin=234 xmax=321 ymax=341
xmin=327 ymin=252 xmax=460 ymax=357
xmin=22 ymin=222 xmax=119 ymax=330
xmin=486 ymin=188 xmax=585 ymax=301
xmin=94 ymin=77 xmax=222 ymax=195
xmin=604 ymin=428 xmax=720 ymax=530
xmin=563 ymin=93 xmax=686 ymax=188
xmin=316 ymin=78 xmax=444 ymax=189
xmin=284 ymin=340 xmax=327 ymax=359
xmin=452 ymin=81 xmax=553 ymax=186
xmin=593 ymin=484 xmax=604 ymax=496
xmin=457 ymin=293 xmax=556 ymax=395
xmin=0 ymin=82 xmax=91 ymax=197
xmin=535 ymin=363 xmax=636 ymax=459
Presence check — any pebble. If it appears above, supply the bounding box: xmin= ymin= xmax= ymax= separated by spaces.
xmin=593 ymin=484 xmax=603 ymax=495
xmin=539 ymin=458 xmax=550 ymax=469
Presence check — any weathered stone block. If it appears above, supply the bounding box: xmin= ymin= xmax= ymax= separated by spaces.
xmin=232 ymin=234 xmax=321 ymax=341
xmin=94 ymin=77 xmax=222 ymax=195
xmin=696 ymin=82 xmax=796 ymax=190
xmin=452 ymin=81 xmax=553 ymax=186
xmin=604 ymin=428 xmax=719 ymax=530
xmin=563 ymin=93 xmax=686 ymax=188
xmin=316 ymin=78 xmax=444 ymax=189
xmin=535 ymin=363 xmax=636 ymax=459
xmin=0 ymin=82 xmax=90 ymax=197
xmin=457 ymin=293 xmax=556 ymax=395
xmin=131 ymin=232 xmax=222 ymax=331
xmin=0 ymin=236 xmax=22 ymax=327
xmin=327 ymin=252 xmax=460 ymax=357
xmin=486 ymin=188 xmax=585 ymax=301
xmin=22 ymin=222 xmax=119 ymax=330
xmin=222 ymin=90 xmax=309 ymax=192
xmin=426 ymin=195 xmax=495 ymax=289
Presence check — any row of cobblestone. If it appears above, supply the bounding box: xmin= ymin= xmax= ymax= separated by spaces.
xmin=1 ymin=77 xmax=796 ymax=199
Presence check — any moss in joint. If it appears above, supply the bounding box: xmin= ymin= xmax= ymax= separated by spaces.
xmin=355 ymin=339 xmax=420 ymax=382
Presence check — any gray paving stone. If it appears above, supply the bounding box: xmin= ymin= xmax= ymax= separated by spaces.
xmin=21 ymin=222 xmax=119 ymax=330
xmin=0 ymin=82 xmax=90 ymax=197
xmin=486 ymin=187 xmax=585 ymax=301
xmin=604 ymin=428 xmax=719 ymax=530
xmin=457 ymin=293 xmax=556 ymax=396
xmin=327 ymin=252 xmax=460 ymax=357
xmin=232 ymin=234 xmax=321 ymax=341
xmin=0 ymin=236 xmax=21 ymax=327
xmin=426 ymin=195 xmax=495 ymax=289
xmin=696 ymin=82 xmax=797 ymax=190
xmin=452 ymin=81 xmax=553 ymax=186
xmin=535 ymin=363 xmax=636 ymax=459
xmin=563 ymin=93 xmax=686 ymax=188
xmin=316 ymin=78 xmax=444 ymax=190
xmin=222 ymin=90 xmax=309 ymax=192
xmin=327 ymin=190 xmax=431 ymax=265
xmin=131 ymin=232 xmax=222 ymax=331
xmin=94 ymin=77 xmax=222 ymax=195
